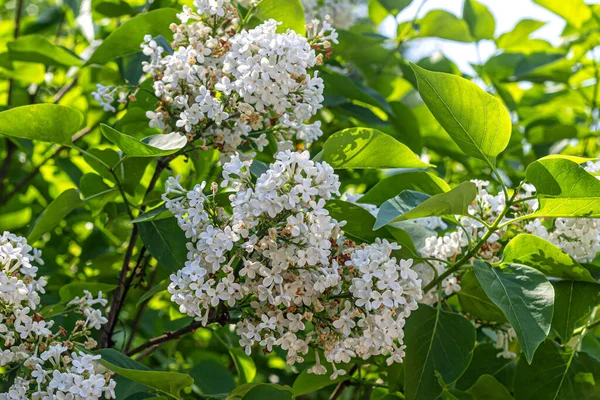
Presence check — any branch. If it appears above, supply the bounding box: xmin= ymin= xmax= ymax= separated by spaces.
xmin=126 ymin=309 xmax=229 ymax=357
xmin=329 ymin=365 xmax=358 ymax=400
xmin=99 ymin=160 xmax=168 ymax=348
xmin=0 ymin=0 xmax=25 ymax=196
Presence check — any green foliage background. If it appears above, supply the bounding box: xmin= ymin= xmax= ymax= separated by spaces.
xmin=1 ymin=0 xmax=600 ymax=399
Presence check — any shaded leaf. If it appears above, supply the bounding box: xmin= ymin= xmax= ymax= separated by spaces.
xmin=101 ymin=124 xmax=187 ymax=157
xmin=322 ymin=128 xmax=431 ymax=169
xmin=374 ymin=182 xmax=476 ymax=229
xmin=28 ymin=189 xmax=83 ymax=243
xmin=99 ymin=349 xmax=194 ymax=399
xmin=514 ymin=341 xmax=600 ymax=400
xmin=552 ymin=281 xmax=600 ymax=342
xmin=473 ymin=261 xmax=554 ymax=363
xmin=87 ymin=9 xmax=179 ymax=65
xmin=503 ymin=234 xmax=596 ymax=282
xmin=138 ymin=217 xmax=187 ymax=271
xmin=404 ymin=304 xmax=476 ymax=400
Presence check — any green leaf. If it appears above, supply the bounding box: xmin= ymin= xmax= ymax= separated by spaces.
xmin=360 ymin=171 xmax=450 ymax=206
xmin=136 ymin=280 xmax=169 ymax=306
xmin=321 ymin=69 xmax=392 ymax=113
xmin=87 ymin=9 xmax=179 ymax=65
xmin=227 ymin=383 xmax=294 ymax=400
xmin=411 ymin=64 xmax=511 ymax=166
xmin=514 ymin=341 xmax=600 ymax=400
xmin=59 ymin=282 xmax=117 ymax=302
xmin=374 ymin=182 xmax=476 ymax=229
xmin=7 ymin=35 xmax=82 ymax=67
xmin=322 ymin=128 xmax=431 ymax=169
xmin=404 ymin=304 xmax=476 ymax=400
xmin=463 ymin=0 xmax=495 ymax=41
xmin=190 ymin=359 xmax=235 ymax=395
xmin=229 ymin=348 xmax=257 ymax=384
xmin=99 ymin=349 xmax=194 ymax=399
xmin=101 ymin=124 xmax=187 ymax=157
xmin=526 ymin=157 xmax=600 ymax=217
xmin=0 ymin=104 xmax=83 ymax=145
xmin=418 ymin=10 xmax=473 ymax=42
xmin=95 ymin=0 xmax=135 ymax=17
xmin=380 ymin=0 xmax=412 ymax=14
xmin=293 ymin=363 xmax=348 ymax=396
xmin=254 ymin=0 xmax=306 ymax=35
xmin=496 ymin=19 xmax=546 ymax=50
xmin=80 ymin=173 xmax=118 ymax=212
xmin=131 ymin=205 xmax=171 ymax=224
xmin=533 ymin=0 xmax=591 ymax=29
xmin=458 ymin=270 xmax=507 ymax=323
xmin=473 ymin=261 xmax=555 ymax=364
xmin=552 ymin=281 xmax=600 ymax=342
xmin=325 ymin=200 xmax=417 ymax=258
xmin=28 ymin=188 xmax=83 ymax=243
xmin=503 ymin=234 xmax=596 ymax=282
xmin=388 ymin=101 xmax=422 ymax=152
xmin=456 ymin=344 xmax=515 ymax=391
xmin=466 ymin=375 xmax=513 ymax=400
xmin=138 ymin=217 xmax=188 ymax=271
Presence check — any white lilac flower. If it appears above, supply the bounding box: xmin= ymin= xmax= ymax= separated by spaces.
xmin=0 ymin=232 xmax=115 ymax=400
xmin=134 ymin=2 xmax=336 ymax=160
xmin=163 ymin=150 xmax=423 ymax=373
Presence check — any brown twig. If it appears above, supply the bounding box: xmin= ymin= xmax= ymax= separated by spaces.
xmin=99 ymin=160 xmax=168 ymax=348
xmin=0 ymin=0 xmax=25 ymax=196
xmin=124 ymin=266 xmax=157 ymax=352
xmin=329 ymin=365 xmax=358 ymax=400
xmin=126 ymin=311 xmax=226 ymax=358
xmin=53 ymin=77 xmax=79 ymax=104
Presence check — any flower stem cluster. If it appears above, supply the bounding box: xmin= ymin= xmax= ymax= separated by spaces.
xmin=0 ymin=232 xmax=115 ymax=400
xmin=163 ymin=150 xmax=422 ymax=376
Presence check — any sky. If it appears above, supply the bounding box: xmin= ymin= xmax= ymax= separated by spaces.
xmin=380 ymin=0 xmax=568 ymax=73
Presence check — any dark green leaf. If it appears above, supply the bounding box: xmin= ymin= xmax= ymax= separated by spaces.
xmin=87 ymin=9 xmax=179 ymax=65
xmin=374 ymin=182 xmax=476 ymax=229
xmin=473 ymin=261 xmax=555 ymax=363
xmin=99 ymin=349 xmax=194 ymax=399
xmin=456 ymin=344 xmax=515 ymax=390
xmin=59 ymin=282 xmax=117 ymax=302
xmin=404 ymin=304 xmax=476 ymax=400
xmin=552 ymin=281 xmax=600 ymax=342
xmin=190 ymin=359 xmax=235 ymax=395
xmin=358 ymin=171 xmax=450 ymax=206
xmin=466 ymin=375 xmax=513 ymax=400
xmin=458 ymin=270 xmax=507 ymax=323
xmin=514 ymin=341 xmax=600 ymax=400
xmin=138 ymin=217 xmax=187 ymax=271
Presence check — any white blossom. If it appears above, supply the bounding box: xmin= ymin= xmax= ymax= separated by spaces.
xmin=164 ymin=151 xmax=423 ymax=372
